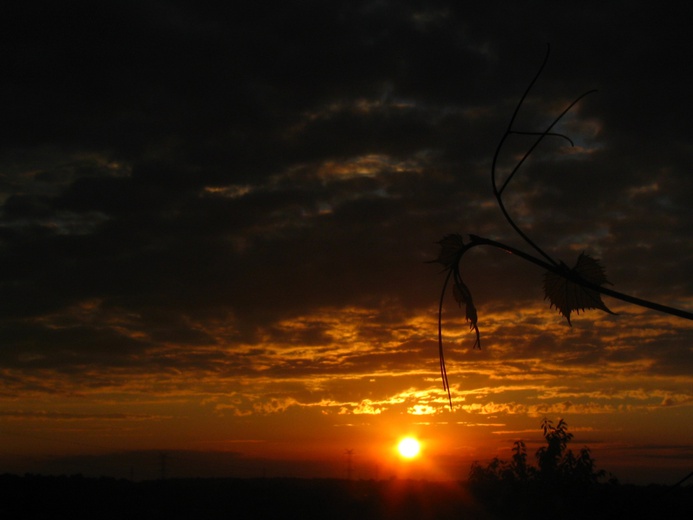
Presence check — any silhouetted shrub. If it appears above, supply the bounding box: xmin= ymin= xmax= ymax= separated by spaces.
xmin=468 ymin=419 xmax=615 ymax=518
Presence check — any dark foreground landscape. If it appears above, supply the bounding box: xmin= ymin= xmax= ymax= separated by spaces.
xmin=1 ymin=474 xmax=691 ymax=520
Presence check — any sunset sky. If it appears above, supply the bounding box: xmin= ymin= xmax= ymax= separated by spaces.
xmin=1 ymin=1 xmax=692 ymax=484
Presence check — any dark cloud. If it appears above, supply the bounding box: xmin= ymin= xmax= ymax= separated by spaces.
xmin=1 ymin=0 xmax=690 ymax=346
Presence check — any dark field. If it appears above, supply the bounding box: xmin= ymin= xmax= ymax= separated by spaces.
xmin=1 ymin=474 xmax=691 ymax=519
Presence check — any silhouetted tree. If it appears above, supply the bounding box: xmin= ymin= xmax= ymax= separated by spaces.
xmin=469 ymin=418 xmax=605 ymax=489
xmin=468 ymin=419 xmax=611 ymax=518
xmin=536 ymin=418 xmax=572 ymax=482
xmin=510 ymin=440 xmax=532 ymax=482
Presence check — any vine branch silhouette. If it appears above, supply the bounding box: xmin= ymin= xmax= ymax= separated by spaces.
xmin=432 ymin=46 xmax=693 ymax=408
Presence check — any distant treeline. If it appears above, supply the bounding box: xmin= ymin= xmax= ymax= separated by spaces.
xmin=0 ymin=473 xmax=691 ymax=520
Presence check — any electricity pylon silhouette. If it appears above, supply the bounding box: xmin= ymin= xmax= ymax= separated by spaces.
xmin=344 ymin=449 xmax=354 ymax=480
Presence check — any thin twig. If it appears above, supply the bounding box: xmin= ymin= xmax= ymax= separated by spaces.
xmin=437 ymin=268 xmax=454 ymax=408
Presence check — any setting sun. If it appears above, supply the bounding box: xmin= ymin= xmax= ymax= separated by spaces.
xmin=397 ymin=437 xmax=421 ymax=459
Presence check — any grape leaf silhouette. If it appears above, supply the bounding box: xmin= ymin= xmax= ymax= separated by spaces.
xmin=543 ymin=253 xmax=614 ymax=325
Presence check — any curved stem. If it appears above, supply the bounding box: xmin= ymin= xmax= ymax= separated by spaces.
xmin=491 ymin=45 xmax=556 ymax=267
xmin=491 ymin=44 xmax=550 ymax=197
xmin=511 ymin=130 xmax=575 ymax=147
xmin=437 ymin=268 xmax=453 ymax=408
xmin=490 ymin=45 xmax=597 ymax=270
xmin=499 ymin=89 xmax=597 ymax=197
xmin=467 ymin=235 xmax=693 ymax=321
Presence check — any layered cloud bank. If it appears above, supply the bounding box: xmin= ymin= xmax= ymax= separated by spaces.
xmin=1 ymin=1 xmax=691 ymax=482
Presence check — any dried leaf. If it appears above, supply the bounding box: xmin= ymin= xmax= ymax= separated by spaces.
xmin=433 ymin=234 xmax=466 ymax=268
xmin=544 ymin=253 xmax=614 ymax=325
xmin=453 ymin=277 xmax=480 ymax=349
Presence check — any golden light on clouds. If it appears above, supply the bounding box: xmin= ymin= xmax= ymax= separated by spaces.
xmin=315 ymin=154 xmax=424 ymax=180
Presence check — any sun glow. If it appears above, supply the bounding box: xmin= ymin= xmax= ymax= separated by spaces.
xmin=397 ymin=437 xmax=421 ymax=459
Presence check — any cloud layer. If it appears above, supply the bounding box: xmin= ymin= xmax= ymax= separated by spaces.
xmin=1 ymin=1 xmax=691 ymax=482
